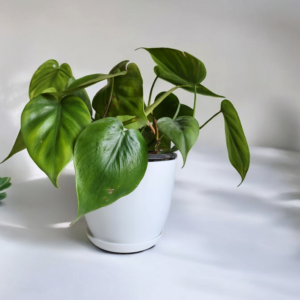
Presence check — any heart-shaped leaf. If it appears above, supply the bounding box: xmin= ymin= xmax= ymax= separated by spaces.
xmin=92 ymin=61 xmax=146 ymax=122
xmin=73 ymin=118 xmax=148 ymax=222
xmin=46 ymin=71 xmax=127 ymax=98
xmin=65 ymin=77 xmax=92 ymax=116
xmin=0 ymin=177 xmax=12 ymax=201
xmin=157 ymin=116 xmax=199 ymax=166
xmin=1 ymin=130 xmax=26 ymax=163
xmin=153 ymin=92 xmax=193 ymax=120
xmin=140 ymin=47 xmax=206 ymax=86
xmin=221 ymin=100 xmax=250 ymax=185
xmin=29 ymin=59 xmax=73 ymax=100
xmin=21 ymin=94 xmax=91 ymax=188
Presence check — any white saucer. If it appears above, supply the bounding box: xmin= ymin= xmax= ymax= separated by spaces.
xmin=86 ymin=228 xmax=163 ymax=254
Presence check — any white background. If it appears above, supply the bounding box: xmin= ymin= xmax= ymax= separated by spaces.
xmin=1 ymin=0 xmax=300 ymax=166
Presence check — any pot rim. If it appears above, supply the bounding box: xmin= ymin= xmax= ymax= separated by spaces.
xmin=148 ymin=152 xmax=177 ymax=162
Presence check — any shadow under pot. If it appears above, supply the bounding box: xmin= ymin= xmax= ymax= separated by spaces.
xmin=85 ymin=152 xmax=177 ymax=254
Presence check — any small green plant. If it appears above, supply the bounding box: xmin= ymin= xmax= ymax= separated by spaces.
xmin=1 ymin=47 xmax=250 ymax=222
xmin=0 ymin=177 xmax=12 ymax=201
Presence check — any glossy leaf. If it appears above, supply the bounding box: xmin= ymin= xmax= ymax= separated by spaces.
xmin=65 ymin=77 xmax=92 ymax=116
xmin=157 ymin=116 xmax=199 ymax=166
xmin=46 ymin=71 xmax=127 ymax=98
xmin=29 ymin=59 xmax=72 ymax=100
xmin=153 ymin=92 xmax=193 ymax=120
xmin=182 ymin=82 xmax=224 ymax=98
xmin=221 ymin=100 xmax=250 ymax=184
xmin=140 ymin=47 xmax=206 ymax=86
xmin=0 ymin=177 xmax=12 ymax=201
xmin=73 ymin=118 xmax=148 ymax=222
xmin=1 ymin=130 xmax=26 ymax=163
xmin=21 ymin=94 xmax=91 ymax=188
xmin=92 ymin=61 xmax=146 ymax=121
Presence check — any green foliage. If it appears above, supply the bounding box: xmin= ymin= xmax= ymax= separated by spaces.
xmin=2 ymin=47 xmax=251 ymax=220
xmin=0 ymin=177 xmax=12 ymax=201
xmin=140 ymin=47 xmax=223 ymax=97
xmin=21 ymin=94 xmax=91 ymax=187
xmin=1 ymin=130 xmax=25 ymax=163
xmin=92 ymin=61 xmax=146 ymax=121
xmin=73 ymin=118 xmax=148 ymax=222
xmin=29 ymin=59 xmax=73 ymax=100
xmin=157 ymin=116 xmax=200 ymax=166
xmin=221 ymin=100 xmax=250 ymax=184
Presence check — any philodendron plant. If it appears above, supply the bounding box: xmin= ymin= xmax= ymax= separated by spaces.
xmin=2 ymin=47 xmax=250 ymax=223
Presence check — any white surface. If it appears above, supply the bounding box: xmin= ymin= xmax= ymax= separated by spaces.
xmin=85 ymin=157 xmax=177 ymax=251
xmin=1 ymin=0 xmax=300 ymax=152
xmin=1 ymin=147 xmax=300 ymax=299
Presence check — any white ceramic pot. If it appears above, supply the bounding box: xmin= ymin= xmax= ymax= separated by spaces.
xmin=85 ymin=153 xmax=177 ymax=253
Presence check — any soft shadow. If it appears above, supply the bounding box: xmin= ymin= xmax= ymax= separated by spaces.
xmin=0 ymin=173 xmax=95 ymax=250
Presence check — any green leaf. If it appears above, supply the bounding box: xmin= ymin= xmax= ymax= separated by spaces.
xmin=140 ymin=47 xmax=206 ymax=87
xmin=21 ymin=94 xmax=91 ymax=188
xmin=29 ymin=59 xmax=72 ymax=100
xmin=116 ymin=115 xmax=147 ymax=129
xmin=142 ymin=127 xmax=171 ymax=152
xmin=221 ymin=100 xmax=250 ymax=185
xmin=182 ymin=82 xmax=224 ymax=98
xmin=92 ymin=61 xmax=146 ymax=121
xmin=65 ymin=77 xmax=92 ymax=116
xmin=153 ymin=92 xmax=193 ymax=120
xmin=46 ymin=71 xmax=127 ymax=98
xmin=1 ymin=130 xmax=26 ymax=163
xmin=0 ymin=177 xmax=12 ymax=201
xmin=157 ymin=116 xmax=199 ymax=166
xmin=73 ymin=118 xmax=148 ymax=222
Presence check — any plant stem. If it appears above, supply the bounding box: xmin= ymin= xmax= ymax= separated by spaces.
xmin=193 ymin=85 xmax=197 ymax=118
xmin=173 ymin=103 xmax=181 ymax=120
xmin=148 ymin=120 xmax=156 ymax=135
xmin=123 ymin=117 xmax=140 ymax=126
xmin=103 ymin=78 xmax=114 ymax=118
xmin=199 ymin=111 xmax=221 ymax=130
xmin=148 ymin=76 xmax=158 ymax=107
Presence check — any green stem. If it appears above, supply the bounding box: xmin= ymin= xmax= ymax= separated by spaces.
xmin=199 ymin=111 xmax=221 ymax=130
xmin=148 ymin=76 xmax=158 ymax=107
xmin=123 ymin=117 xmax=140 ymax=126
xmin=103 ymin=78 xmax=114 ymax=118
xmin=193 ymin=85 xmax=197 ymax=118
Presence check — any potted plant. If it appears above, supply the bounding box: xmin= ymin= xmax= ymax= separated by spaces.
xmin=2 ymin=47 xmax=250 ymax=253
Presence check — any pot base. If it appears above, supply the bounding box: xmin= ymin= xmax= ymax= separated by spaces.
xmin=86 ymin=228 xmax=163 ymax=254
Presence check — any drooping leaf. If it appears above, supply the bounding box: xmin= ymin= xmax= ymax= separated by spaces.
xmin=92 ymin=61 xmax=146 ymax=121
xmin=73 ymin=118 xmax=148 ymax=222
xmin=140 ymin=47 xmax=223 ymax=97
xmin=29 ymin=59 xmax=72 ymax=100
xmin=154 ymin=66 xmax=224 ymax=98
xmin=221 ymin=100 xmax=250 ymax=185
xmin=140 ymin=47 xmax=206 ymax=86
xmin=0 ymin=177 xmax=12 ymax=201
xmin=142 ymin=126 xmax=171 ymax=152
xmin=153 ymin=92 xmax=193 ymax=120
xmin=1 ymin=130 xmax=26 ymax=163
xmin=21 ymin=94 xmax=91 ymax=188
xmin=65 ymin=77 xmax=92 ymax=116
xmin=46 ymin=71 xmax=127 ymax=98
xmin=157 ymin=116 xmax=199 ymax=166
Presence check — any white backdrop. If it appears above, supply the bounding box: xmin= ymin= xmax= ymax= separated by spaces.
xmin=1 ymin=0 xmax=300 ymax=176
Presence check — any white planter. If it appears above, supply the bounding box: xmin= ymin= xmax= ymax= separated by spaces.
xmin=85 ymin=153 xmax=177 ymax=253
